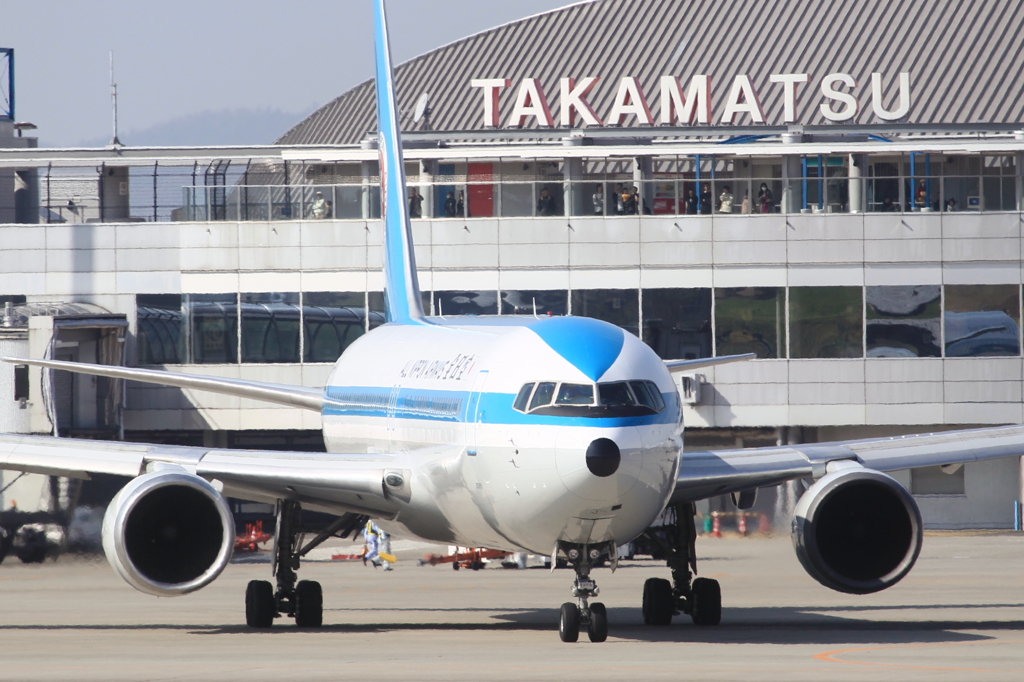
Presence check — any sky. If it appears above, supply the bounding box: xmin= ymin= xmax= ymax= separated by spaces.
xmin=3 ymin=0 xmax=575 ymax=147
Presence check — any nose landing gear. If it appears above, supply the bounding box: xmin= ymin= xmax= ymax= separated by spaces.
xmin=557 ymin=543 xmax=610 ymax=643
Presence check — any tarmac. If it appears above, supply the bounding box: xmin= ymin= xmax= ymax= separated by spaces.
xmin=1 ymin=532 xmax=1023 ymax=682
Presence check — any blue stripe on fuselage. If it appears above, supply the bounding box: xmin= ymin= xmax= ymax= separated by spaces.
xmin=323 ymin=385 xmax=677 ymax=428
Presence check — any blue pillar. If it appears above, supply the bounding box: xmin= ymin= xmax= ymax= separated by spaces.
xmin=817 ymin=155 xmax=824 ymax=210
xmin=909 ymin=152 xmax=916 ymax=210
xmin=801 ymin=156 xmax=808 ymax=211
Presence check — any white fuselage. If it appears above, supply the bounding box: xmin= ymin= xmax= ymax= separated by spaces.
xmin=320 ymin=316 xmax=683 ymax=555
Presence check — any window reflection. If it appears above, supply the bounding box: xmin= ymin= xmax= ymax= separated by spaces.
xmin=866 ymin=286 xmax=940 ymax=357
xmin=789 ymin=287 xmax=863 ymax=358
xmin=189 ymin=294 xmax=238 ymax=364
xmin=642 ymin=288 xmax=711 ymax=359
xmin=433 ymin=290 xmax=498 ymax=316
xmin=944 ymin=285 xmax=1020 ymax=357
xmin=715 ymin=287 xmax=785 ymax=359
xmin=500 ymin=290 xmax=568 ymax=316
xmin=136 ymin=294 xmax=185 ymax=365
xmin=571 ymin=289 xmax=639 ymax=335
xmin=240 ymin=293 xmax=300 ymax=364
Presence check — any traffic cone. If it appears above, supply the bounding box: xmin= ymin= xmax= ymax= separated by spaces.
xmin=737 ymin=512 xmax=747 ymax=536
xmin=758 ymin=513 xmax=771 ymax=534
xmin=711 ymin=512 xmax=722 ymax=538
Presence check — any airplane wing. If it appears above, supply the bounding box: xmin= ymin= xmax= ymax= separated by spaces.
xmin=664 ymin=353 xmax=755 ymax=373
xmin=672 ymin=424 xmax=1024 ymax=503
xmin=0 ymin=432 xmax=410 ymax=518
xmin=2 ymin=357 xmax=323 ymax=411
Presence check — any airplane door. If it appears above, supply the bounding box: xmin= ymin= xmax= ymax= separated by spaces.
xmin=465 ymin=370 xmax=488 ymax=455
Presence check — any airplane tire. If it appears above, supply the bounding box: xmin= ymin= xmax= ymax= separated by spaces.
xmin=642 ymin=577 xmax=673 ymax=625
xmin=245 ymin=580 xmax=275 ymax=628
xmin=587 ymin=602 xmax=608 ymax=642
xmin=690 ymin=577 xmax=721 ymax=626
xmin=559 ymin=602 xmax=580 ymax=642
xmin=294 ymin=580 xmax=323 ymax=628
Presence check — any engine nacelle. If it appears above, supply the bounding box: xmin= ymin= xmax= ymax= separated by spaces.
xmin=792 ymin=464 xmax=922 ymax=595
xmin=102 ymin=469 xmax=234 ymax=597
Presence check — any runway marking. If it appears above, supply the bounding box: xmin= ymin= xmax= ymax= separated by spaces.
xmin=814 ymin=639 xmax=1024 ymax=671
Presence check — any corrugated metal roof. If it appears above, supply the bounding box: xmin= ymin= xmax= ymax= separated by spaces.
xmin=277 ymin=0 xmax=1024 ymax=145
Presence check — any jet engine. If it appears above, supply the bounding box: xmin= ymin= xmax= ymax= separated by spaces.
xmin=792 ymin=464 xmax=922 ymax=595
xmin=102 ymin=469 xmax=235 ymax=597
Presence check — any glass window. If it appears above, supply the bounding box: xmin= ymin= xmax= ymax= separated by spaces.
xmin=240 ymin=293 xmax=300 ymax=364
xmin=433 ymin=290 xmax=498 ymax=316
xmin=513 ymin=383 xmax=534 ymax=412
xmin=789 ymin=287 xmax=863 ymax=358
xmin=944 ymin=285 xmax=1020 ymax=357
xmin=303 ymin=292 xmax=381 ymax=363
xmin=556 ymin=383 xmax=594 ymax=405
xmin=866 ymin=286 xmax=941 ymax=357
xmin=188 ymin=294 xmax=238 ymax=364
xmin=530 ymin=382 xmax=556 ymax=410
xmin=572 ymin=289 xmax=639 ymax=334
xmin=500 ymin=290 xmax=568 ymax=316
xmin=136 ymin=294 xmax=185 ymax=365
xmin=599 ymin=382 xmax=634 ymax=406
xmin=642 ymin=288 xmax=712 ymax=359
xmin=715 ymin=287 xmax=785 ymax=359
xmin=629 ymin=381 xmax=657 ymax=411
xmin=645 ymin=381 xmax=666 ymax=412
xmin=911 ymin=465 xmax=965 ymax=495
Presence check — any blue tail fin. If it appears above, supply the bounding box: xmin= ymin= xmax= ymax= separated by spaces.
xmin=373 ymin=0 xmax=426 ymax=324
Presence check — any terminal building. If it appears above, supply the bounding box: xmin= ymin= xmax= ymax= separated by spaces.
xmin=2 ymin=0 xmax=1024 ymax=529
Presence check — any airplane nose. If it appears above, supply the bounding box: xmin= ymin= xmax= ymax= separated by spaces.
xmin=586 ymin=438 xmax=620 ymax=477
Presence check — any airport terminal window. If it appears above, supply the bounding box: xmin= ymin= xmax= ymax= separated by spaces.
xmin=982 ymin=155 xmax=1017 ymax=211
xmin=789 ymin=287 xmax=863 ymax=359
xmin=715 ymin=287 xmax=785 ymax=359
xmin=944 ymin=285 xmax=1020 ymax=357
xmin=500 ymin=290 xmax=568 ymax=316
xmin=866 ymin=286 xmax=941 ymax=358
xmin=434 ymin=290 xmax=498 ymax=316
xmin=910 ymin=465 xmax=965 ymax=495
xmin=188 ymin=294 xmax=238 ymax=364
xmin=642 ymin=288 xmax=711 ymax=359
xmin=136 ymin=294 xmax=185 ymax=365
xmin=240 ymin=293 xmax=300 ymax=363
xmin=303 ymin=292 xmax=381 ymax=363
xmin=571 ymin=289 xmax=639 ymax=336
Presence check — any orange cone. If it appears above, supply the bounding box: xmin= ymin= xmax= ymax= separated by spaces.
xmin=711 ymin=511 xmax=722 ymax=538
xmin=737 ymin=512 xmax=747 ymax=536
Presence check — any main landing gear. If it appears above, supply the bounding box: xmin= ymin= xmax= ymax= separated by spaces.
xmin=245 ymin=501 xmax=366 ymax=629
xmin=640 ymin=502 xmax=722 ymax=627
xmin=557 ymin=543 xmax=610 ymax=643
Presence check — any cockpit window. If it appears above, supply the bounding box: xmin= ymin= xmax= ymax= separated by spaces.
xmin=513 ymin=379 xmax=665 ymax=417
xmin=529 ymin=382 xmax=557 ymax=410
xmin=556 ymin=383 xmax=594 ymax=405
xmin=513 ymin=383 xmax=534 ymax=412
xmin=598 ymin=382 xmax=634 ymax=406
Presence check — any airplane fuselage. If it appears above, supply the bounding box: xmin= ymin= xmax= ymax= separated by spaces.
xmin=321 ymin=315 xmax=683 ymax=555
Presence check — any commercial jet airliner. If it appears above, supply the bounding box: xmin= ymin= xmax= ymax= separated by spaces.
xmin=3 ymin=0 xmax=1024 ymax=644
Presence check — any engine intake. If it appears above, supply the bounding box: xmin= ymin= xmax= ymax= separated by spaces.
xmin=102 ymin=469 xmax=234 ymax=597
xmin=792 ymin=465 xmax=922 ymax=595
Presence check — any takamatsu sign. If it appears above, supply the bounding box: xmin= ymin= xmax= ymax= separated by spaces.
xmin=470 ymin=73 xmax=910 ymax=128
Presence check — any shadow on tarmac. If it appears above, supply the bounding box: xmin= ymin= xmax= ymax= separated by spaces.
xmin=3 ymin=604 xmax=1021 ymax=646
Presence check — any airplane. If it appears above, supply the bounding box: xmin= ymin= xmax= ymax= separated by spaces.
xmin=3 ymin=0 xmax=1024 ymax=644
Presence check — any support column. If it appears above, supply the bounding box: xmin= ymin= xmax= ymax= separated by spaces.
xmin=849 ymin=153 xmax=867 ymax=213
xmin=1016 ymin=151 xmax=1024 ymax=212
xmin=419 ymin=160 xmax=435 ymax=218
xmin=634 ymin=156 xmax=652 ymax=215
xmin=781 ymin=155 xmax=802 ymax=214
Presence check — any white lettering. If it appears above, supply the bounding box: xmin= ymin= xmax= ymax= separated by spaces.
xmin=559 ymin=77 xmax=603 ymax=127
xmin=871 ymin=72 xmax=910 ymax=120
xmin=721 ymin=75 xmax=765 ymax=124
xmin=508 ymin=78 xmax=554 ymax=128
xmin=819 ymin=73 xmax=859 ymax=122
xmin=659 ymin=75 xmax=711 ymax=125
xmin=768 ymin=73 xmax=809 ymax=123
xmin=470 ymin=78 xmax=510 ymax=128
xmin=608 ymin=77 xmax=653 ymax=126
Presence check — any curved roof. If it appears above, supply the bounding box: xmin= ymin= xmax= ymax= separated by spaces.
xmin=278 ymin=0 xmax=1024 ymax=145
